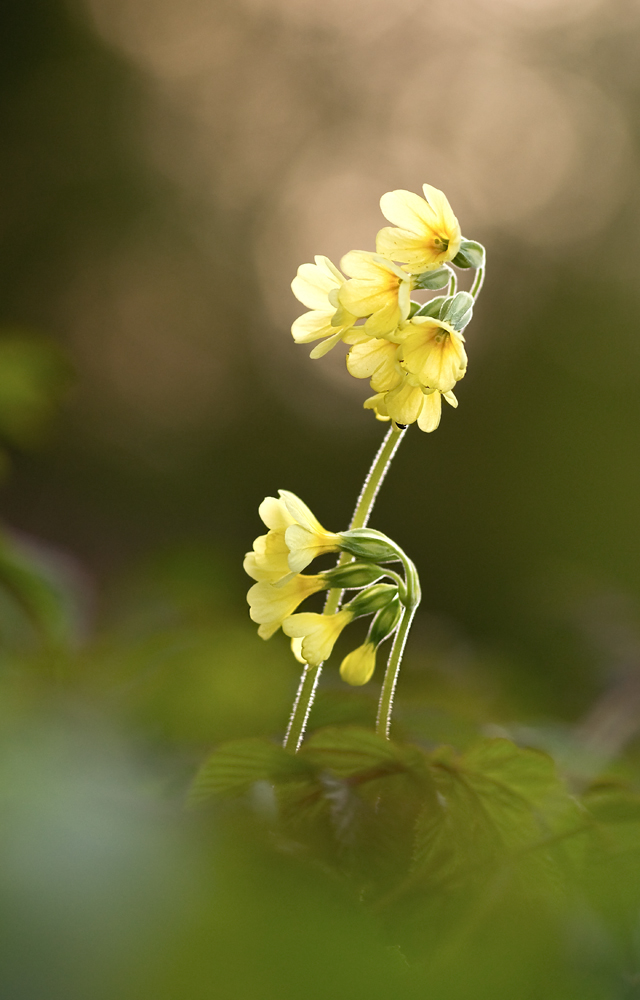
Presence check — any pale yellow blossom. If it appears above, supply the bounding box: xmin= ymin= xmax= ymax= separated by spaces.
xmin=282 ymin=609 xmax=352 ymax=667
xmin=376 ymin=184 xmax=461 ymax=274
xmin=291 ymin=256 xmax=359 ymax=358
xmin=399 ymin=316 xmax=467 ymax=394
xmin=338 ymin=251 xmax=412 ymax=338
xmin=248 ymin=574 xmax=325 ymax=639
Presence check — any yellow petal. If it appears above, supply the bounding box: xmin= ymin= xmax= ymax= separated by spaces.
xmin=258 ymin=497 xmax=295 ymax=531
xmin=346 ymin=338 xmax=401 ymax=392
xmin=384 ymin=380 xmax=424 ymax=425
xmin=417 ymin=391 xmax=443 ymax=433
xmin=291 ymin=262 xmax=339 ymax=311
xmin=282 ymin=610 xmax=352 ymax=666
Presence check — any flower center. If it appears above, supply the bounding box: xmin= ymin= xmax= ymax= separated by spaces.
xmin=433 ymin=237 xmax=449 ymax=252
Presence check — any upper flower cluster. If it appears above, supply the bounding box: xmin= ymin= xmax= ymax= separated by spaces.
xmin=291 ymin=184 xmax=485 ymax=433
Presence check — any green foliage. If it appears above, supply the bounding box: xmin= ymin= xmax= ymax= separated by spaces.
xmin=189 ymin=738 xmax=308 ymax=802
xmin=0 ymin=329 xmax=71 ymax=455
xmin=0 ymin=530 xmax=81 ymax=650
xmin=452 ymin=239 xmax=486 ymax=269
xmin=413 ymin=267 xmax=451 ymax=290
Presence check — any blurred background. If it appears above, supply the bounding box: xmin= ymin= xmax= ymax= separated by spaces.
xmin=2 ymin=0 xmax=640 ymax=996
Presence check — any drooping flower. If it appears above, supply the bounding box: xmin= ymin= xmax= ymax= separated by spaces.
xmin=376 ymin=184 xmax=461 ymax=274
xmin=244 ymin=490 xmax=340 ymax=583
xmin=346 ymin=336 xmax=402 ymax=393
xmin=248 ymin=574 xmax=325 ymax=639
xmin=338 ymin=251 xmax=412 ymax=338
xmin=399 ymin=316 xmax=467 ymax=394
xmin=291 ymin=256 xmax=361 ymax=358
xmin=282 ymin=609 xmax=352 ymax=667
xmin=364 ymin=382 xmax=458 ymax=434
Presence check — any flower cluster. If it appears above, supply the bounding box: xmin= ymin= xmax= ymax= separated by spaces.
xmin=291 ymin=184 xmax=485 ymax=433
xmin=244 ymin=490 xmax=405 ymax=685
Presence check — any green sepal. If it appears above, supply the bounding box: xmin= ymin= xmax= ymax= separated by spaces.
xmin=408 ymin=301 xmax=421 ymax=318
xmin=339 ymin=528 xmax=400 ymax=563
xmin=322 ymin=561 xmax=386 ymax=589
xmin=414 ymin=296 xmax=446 ymax=319
xmin=369 ymin=596 xmax=403 ymax=645
xmin=451 ymin=239 xmax=485 ymax=269
xmin=439 ymin=291 xmax=474 ymax=331
xmin=412 ymin=267 xmax=451 ymax=290
xmin=346 ymin=583 xmax=398 ymax=618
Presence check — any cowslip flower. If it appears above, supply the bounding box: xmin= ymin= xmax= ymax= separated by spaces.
xmin=338 ymin=251 xmax=412 ymax=338
xmin=399 ymin=316 xmax=467 ymax=394
xmin=376 ymin=184 xmax=461 ymax=274
xmin=247 ymin=574 xmax=325 ymax=639
xmin=291 ymin=256 xmax=361 ymax=358
xmin=364 ymin=382 xmax=458 ymax=434
xmin=283 ymin=609 xmax=352 ymax=667
xmin=244 ymin=490 xmax=340 ymax=583
xmin=346 ymin=336 xmax=403 ymax=393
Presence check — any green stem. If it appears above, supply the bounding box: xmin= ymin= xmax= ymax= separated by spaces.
xmin=376 ymin=556 xmax=421 ymax=738
xmin=283 ymin=662 xmax=321 ymax=752
xmin=470 ymin=265 xmax=485 ymax=299
xmin=447 ymin=268 xmax=457 ymax=297
xmin=283 ymin=424 xmax=407 ymax=751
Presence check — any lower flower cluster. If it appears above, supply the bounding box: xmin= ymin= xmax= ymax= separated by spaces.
xmin=244 ymin=490 xmax=407 ymax=685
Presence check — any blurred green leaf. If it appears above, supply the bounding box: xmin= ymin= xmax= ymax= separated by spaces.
xmin=299 ymin=726 xmax=422 ymax=781
xmin=412 ymin=738 xmax=579 ymax=888
xmin=189 ymin=738 xmax=308 ymax=803
xmin=0 ymin=329 xmax=72 ymax=451
xmin=0 ymin=530 xmax=81 ymax=649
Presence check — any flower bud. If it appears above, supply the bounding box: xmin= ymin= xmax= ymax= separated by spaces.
xmin=369 ymin=596 xmax=403 ymax=646
xmin=451 ymin=239 xmax=485 ymax=270
xmin=346 ymin=583 xmax=398 ymax=618
xmin=338 ymin=528 xmax=399 ymax=564
xmin=322 ymin=561 xmax=386 ymax=589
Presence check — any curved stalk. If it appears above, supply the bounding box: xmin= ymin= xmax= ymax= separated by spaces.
xmin=470 ymin=265 xmax=485 ymax=299
xmin=376 ymin=556 xmax=421 ymax=738
xmin=284 ymin=424 xmax=407 ymax=752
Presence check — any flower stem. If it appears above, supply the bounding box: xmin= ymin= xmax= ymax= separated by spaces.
xmin=376 ymin=556 xmax=421 ymax=739
xmin=283 ymin=424 xmax=407 ymax=752
xmin=470 ymin=265 xmax=485 ymax=299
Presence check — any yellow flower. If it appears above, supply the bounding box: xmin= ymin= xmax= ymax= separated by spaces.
xmin=346 ymin=337 xmax=402 ymax=393
xmin=281 ymin=490 xmax=341 ymax=574
xmin=248 ymin=574 xmax=325 ymax=639
xmin=282 ymin=609 xmax=352 ymax=667
xmin=244 ymin=490 xmax=340 ymax=582
xmin=338 ymin=251 xmax=412 ymax=338
xmin=376 ymin=184 xmax=462 ymax=274
xmin=364 ymin=383 xmax=458 ymax=433
xmin=291 ymin=256 xmax=361 ymax=358
xmin=339 ymin=642 xmax=377 ymax=686
xmin=399 ymin=316 xmax=467 ymax=394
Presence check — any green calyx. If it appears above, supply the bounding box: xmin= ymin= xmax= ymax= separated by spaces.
xmin=451 ymin=239 xmax=485 ymax=269
xmin=322 ymin=561 xmax=386 ymax=589
xmin=369 ymin=596 xmax=403 ymax=646
xmin=346 ymin=583 xmax=398 ymax=618
xmin=339 ymin=528 xmax=400 ymax=564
